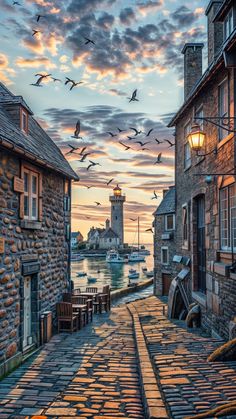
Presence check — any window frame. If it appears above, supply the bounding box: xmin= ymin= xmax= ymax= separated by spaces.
xmin=164 ymin=213 xmax=175 ymax=231
xmin=20 ymin=107 xmax=29 ymax=134
xmin=182 ymin=203 xmax=189 ymax=249
xmin=224 ymin=7 xmax=234 ymax=41
xmin=184 ymin=121 xmax=192 ymax=170
xmin=161 ymin=246 xmax=169 ymax=265
xmin=220 ymin=183 xmax=236 ymax=252
xmin=22 ymin=167 xmax=39 ymax=221
xmin=218 ymin=78 xmax=229 ymax=142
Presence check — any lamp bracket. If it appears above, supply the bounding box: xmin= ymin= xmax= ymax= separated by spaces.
xmin=196 ymin=147 xmax=218 ymax=157
xmin=195 ymin=116 xmax=236 ymax=133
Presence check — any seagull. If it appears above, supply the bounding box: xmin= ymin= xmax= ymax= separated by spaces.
xmin=30 ymin=75 xmax=47 ymax=87
xmin=65 ymin=77 xmax=74 ymax=85
xmin=146 ymin=128 xmax=154 ymax=137
xmin=84 ymin=37 xmax=95 ymax=45
xmin=128 ymin=89 xmax=138 ymax=102
xmin=135 ymin=141 xmax=150 ymax=147
xmin=65 ymin=77 xmax=83 ymax=90
xmin=35 ymin=73 xmax=51 ymax=78
xmin=130 ymin=127 xmax=142 ymax=136
xmin=36 ymin=14 xmax=45 ymax=22
xmin=127 ymin=136 xmax=135 ymax=141
xmin=155 ymin=139 xmax=163 ymax=144
xmin=80 ymin=153 xmax=91 ymax=162
xmin=85 ymin=216 xmax=91 ymax=219
xmin=87 ymin=161 xmax=101 ymax=171
xmin=145 ymin=228 xmax=154 ymax=233
xmin=119 ymin=141 xmax=132 ymax=151
xmin=71 ymin=120 xmax=83 ymax=139
xmin=154 ymin=153 xmax=162 ymax=164
xmin=32 ymin=30 xmax=41 ymax=36
xmin=107 ymin=132 xmax=117 ymax=137
xmin=95 ymin=202 xmax=101 ymax=206
xmin=65 ymin=144 xmax=80 ymax=155
xmin=129 ymin=218 xmax=137 ymax=221
xmin=117 ymin=127 xmax=126 ymax=133
xmin=84 ymin=185 xmax=93 ymax=189
xmin=141 ymin=147 xmax=150 ymax=151
xmin=151 ymin=191 xmax=158 ymax=200
xmin=107 ymin=178 xmax=114 ymax=186
xmin=51 ymin=77 xmax=62 ymax=82
xmin=80 ymin=146 xmax=87 ymax=155
xmin=164 ymin=139 xmax=175 ymax=147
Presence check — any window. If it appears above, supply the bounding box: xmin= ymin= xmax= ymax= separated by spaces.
xmin=182 ymin=204 xmax=189 ymax=248
xmin=218 ymin=79 xmax=229 ymax=141
xmin=64 ymin=179 xmax=71 ymax=212
xmin=165 ymin=214 xmax=175 ymax=231
xmin=20 ymin=108 xmax=28 ymax=134
xmin=195 ymin=106 xmax=204 ymax=130
xmin=161 ymin=247 xmax=169 ymax=265
xmin=220 ymin=183 xmax=236 ymax=251
xmin=224 ymin=8 xmax=234 ymax=40
xmin=184 ymin=122 xmax=191 ymax=169
xmin=23 ymin=168 xmax=39 ymax=220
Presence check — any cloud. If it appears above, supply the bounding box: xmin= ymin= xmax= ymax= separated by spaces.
xmin=15 ymin=56 xmax=57 ymax=69
xmin=119 ymin=7 xmax=136 ymax=25
xmin=0 ymin=53 xmax=15 ymax=85
xmin=137 ymin=0 xmax=163 ymax=16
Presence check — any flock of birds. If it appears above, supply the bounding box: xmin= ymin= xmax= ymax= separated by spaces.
xmin=11 ymin=0 xmax=175 ymax=232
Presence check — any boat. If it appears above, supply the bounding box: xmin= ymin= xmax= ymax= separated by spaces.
xmin=106 ymin=249 xmax=128 ymax=263
xmin=71 ymin=254 xmax=85 ymax=261
xmin=77 ymin=271 xmax=87 ymax=277
xmin=128 ymin=272 xmax=140 ymax=287
xmin=129 ymin=268 xmax=136 ymax=274
xmin=128 ymin=218 xmax=146 ymax=263
xmin=139 ymin=248 xmax=151 ymax=255
xmin=145 ymin=270 xmax=154 ymax=278
xmin=128 ymin=272 xmax=139 ymax=280
xmin=87 ymin=276 xmax=97 ymax=283
xmin=142 ymin=267 xmax=148 ymax=272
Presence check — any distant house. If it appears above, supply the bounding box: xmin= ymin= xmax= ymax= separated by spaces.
xmin=153 ymin=187 xmax=177 ymax=296
xmin=0 ymin=81 xmax=78 ymax=377
xmin=71 ymin=231 xmax=84 ymax=249
xmin=87 ymin=220 xmax=120 ymax=250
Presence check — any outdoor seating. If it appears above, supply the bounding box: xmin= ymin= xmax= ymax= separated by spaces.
xmin=99 ymin=294 xmax=109 ymax=313
xmin=62 ymin=292 xmax=72 ymax=303
xmin=73 ymin=288 xmax=81 ymax=295
xmin=71 ymin=295 xmax=88 ymax=329
xmin=56 ymin=302 xmax=78 ymax=333
xmin=86 ymin=287 xmax=98 ymax=293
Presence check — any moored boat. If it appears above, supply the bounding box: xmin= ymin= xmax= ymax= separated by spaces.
xmin=71 ymin=254 xmax=85 ymax=261
xmin=128 ymin=252 xmax=146 ymax=263
xmin=87 ymin=276 xmax=97 ymax=283
xmin=77 ymin=271 xmax=87 ymax=277
xmin=128 ymin=272 xmax=139 ymax=280
xmin=145 ymin=270 xmax=154 ymax=278
xmin=106 ymin=249 xmax=127 ymax=263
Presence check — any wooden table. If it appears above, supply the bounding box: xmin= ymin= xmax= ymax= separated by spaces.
xmin=72 ymin=304 xmax=87 ymax=329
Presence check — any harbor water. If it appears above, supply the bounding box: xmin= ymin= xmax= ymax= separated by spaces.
xmin=71 ymin=244 xmax=153 ymax=291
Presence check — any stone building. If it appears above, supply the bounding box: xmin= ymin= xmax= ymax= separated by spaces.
xmin=153 ymin=187 xmax=178 ymax=296
xmin=168 ymin=0 xmax=236 ymax=339
xmin=87 ymin=219 xmax=120 ymax=250
xmin=71 ymin=231 xmax=84 ymax=250
xmin=0 ymin=82 xmax=78 ymax=377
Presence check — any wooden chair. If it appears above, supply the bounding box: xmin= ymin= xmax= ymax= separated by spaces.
xmin=57 ymin=302 xmax=78 ymax=333
xmin=86 ymin=287 xmax=98 ymax=293
xmin=62 ymin=293 xmax=72 ymax=302
xmin=73 ymin=288 xmax=81 ymax=295
xmin=99 ymin=294 xmax=109 ymax=313
xmin=102 ymin=285 xmax=111 ymax=310
xmin=71 ymin=296 xmax=88 ymax=328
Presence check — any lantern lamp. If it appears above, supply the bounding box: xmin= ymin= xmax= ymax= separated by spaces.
xmin=187 ymin=122 xmax=206 ymax=152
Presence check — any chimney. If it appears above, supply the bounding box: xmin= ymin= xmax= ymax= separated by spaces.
xmin=182 ymin=43 xmax=204 ymax=100
xmin=206 ymin=1 xmax=223 ymax=64
xmin=105 ymin=219 xmax=110 ymax=230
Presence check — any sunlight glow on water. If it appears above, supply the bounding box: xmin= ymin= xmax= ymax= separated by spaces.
xmin=71 ymin=244 xmax=154 ymax=291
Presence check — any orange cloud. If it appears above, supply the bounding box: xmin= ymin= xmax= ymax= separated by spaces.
xmin=15 ymin=56 xmax=57 ymax=69
xmin=0 ymin=53 xmax=15 ymax=85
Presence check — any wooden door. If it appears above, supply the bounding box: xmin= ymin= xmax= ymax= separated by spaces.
xmin=23 ymin=276 xmax=32 ymax=349
xmin=197 ymin=196 xmax=206 ymax=293
xmin=162 ymin=273 xmax=172 ymax=296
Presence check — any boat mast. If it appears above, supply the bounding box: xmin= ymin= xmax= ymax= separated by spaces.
xmin=138 ymin=217 xmax=140 ymax=253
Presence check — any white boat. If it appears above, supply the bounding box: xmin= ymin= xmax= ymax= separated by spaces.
xmin=77 ymin=271 xmax=87 ymax=277
xmin=128 ymin=252 xmax=146 ymax=263
xmin=146 ymin=270 xmax=154 ymax=278
xmin=129 ymin=268 xmax=136 ymax=274
xmin=71 ymin=254 xmax=85 ymax=261
xmin=87 ymin=276 xmax=97 ymax=283
xmin=106 ymin=249 xmax=127 ymax=264
xmin=128 ymin=272 xmax=139 ymax=280
xmin=139 ymin=249 xmax=151 ymax=255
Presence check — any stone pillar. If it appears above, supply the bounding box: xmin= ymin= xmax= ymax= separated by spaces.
xmin=205 ymin=1 xmax=223 ymax=65
xmin=182 ymin=43 xmax=204 ymax=100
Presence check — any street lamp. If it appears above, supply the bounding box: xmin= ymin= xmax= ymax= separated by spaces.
xmin=187 ymin=122 xmax=206 ymax=152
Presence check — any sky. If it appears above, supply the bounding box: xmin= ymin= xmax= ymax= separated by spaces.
xmin=0 ymin=0 xmax=209 ymax=244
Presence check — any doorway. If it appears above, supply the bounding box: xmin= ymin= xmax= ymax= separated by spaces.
xmin=23 ymin=276 xmax=32 ymax=349
xmin=162 ymin=273 xmax=172 ymax=296
xmin=196 ymin=195 xmax=206 ymax=293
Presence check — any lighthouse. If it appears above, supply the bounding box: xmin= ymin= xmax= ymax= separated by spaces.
xmin=109 ymin=185 xmax=126 ymax=246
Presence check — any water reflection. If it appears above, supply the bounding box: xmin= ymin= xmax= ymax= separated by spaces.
xmin=71 ymin=245 xmax=153 ymax=291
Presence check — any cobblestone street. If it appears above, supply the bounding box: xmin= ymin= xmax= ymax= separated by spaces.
xmin=0 ymin=289 xmax=236 ymax=419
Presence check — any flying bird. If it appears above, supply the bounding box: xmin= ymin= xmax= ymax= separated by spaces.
xmin=35 ymin=73 xmax=51 ymax=78
xmin=51 ymin=77 xmax=62 ymax=82
xmin=106 ymin=178 xmax=114 ymax=186
xmin=84 ymin=37 xmax=95 ymax=45
xmin=154 ymin=153 xmax=162 ymax=164
xmin=146 ymin=128 xmax=154 ymax=137
xmin=135 ymin=141 xmax=150 ymax=147
xmin=151 ymin=191 xmax=158 ymax=200
xmin=65 ymin=144 xmax=80 ymax=155
xmin=13 ymin=1 xmax=21 ymax=5
xmin=80 ymin=153 xmax=91 ymax=162
xmin=119 ymin=141 xmax=132 ymax=151
xmin=87 ymin=161 xmax=101 ymax=171
xmin=80 ymin=146 xmax=87 ymax=155
xmin=128 ymin=89 xmax=138 ymax=102
xmin=36 ymin=14 xmax=45 ymax=22
xmin=65 ymin=77 xmax=83 ymax=90
xmin=107 ymin=132 xmax=117 ymax=137
xmin=129 ymin=218 xmax=137 ymax=221
xmin=127 ymin=136 xmax=135 ymax=141
xmin=71 ymin=120 xmax=82 ymax=139
xmin=155 ymin=139 xmax=163 ymax=144
xmin=164 ymin=139 xmax=175 ymax=147
xmin=130 ymin=127 xmax=142 ymax=136
xmin=145 ymin=228 xmax=154 ymax=233
xmin=95 ymin=202 xmax=101 ymax=206
xmin=84 ymin=185 xmax=93 ymax=189
xmin=30 ymin=74 xmax=49 ymax=87
xmin=117 ymin=127 xmax=125 ymax=133
xmin=32 ymin=30 xmax=41 ymax=36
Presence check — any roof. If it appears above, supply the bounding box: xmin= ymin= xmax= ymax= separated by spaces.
xmin=0 ymin=82 xmax=78 ymax=180
xmin=205 ymin=0 xmax=224 ymax=16
xmin=101 ymin=228 xmax=119 ymax=239
xmin=154 ymin=187 xmax=175 ymax=216
xmin=213 ymin=0 xmax=232 ymax=21
xmin=113 ymin=185 xmax=121 ymax=191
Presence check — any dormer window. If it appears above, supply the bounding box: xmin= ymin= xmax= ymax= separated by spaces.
xmin=20 ymin=107 xmax=28 ymax=134
xmin=224 ymin=8 xmax=234 ymax=41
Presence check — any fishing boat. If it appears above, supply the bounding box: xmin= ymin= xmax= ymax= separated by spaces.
xmin=106 ymin=249 xmax=127 ymax=263
xmin=128 ymin=271 xmax=140 ymax=287
xmin=129 ymin=268 xmax=137 ymax=274
xmin=87 ymin=276 xmax=97 ymax=283
xmin=128 ymin=272 xmax=139 ymax=280
xmin=77 ymin=271 xmax=87 ymax=277
xmin=128 ymin=217 xmax=146 ymax=263
xmin=139 ymin=246 xmax=151 ymax=255
xmin=142 ymin=267 xmax=148 ymax=272
xmin=145 ymin=270 xmax=154 ymax=278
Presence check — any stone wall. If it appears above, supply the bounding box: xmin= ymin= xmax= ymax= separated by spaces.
xmin=175 ymin=64 xmax=236 ymax=339
xmin=0 ymin=149 xmax=71 ymax=370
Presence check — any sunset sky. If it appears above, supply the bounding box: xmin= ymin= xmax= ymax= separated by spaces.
xmin=0 ymin=0 xmax=209 ymax=244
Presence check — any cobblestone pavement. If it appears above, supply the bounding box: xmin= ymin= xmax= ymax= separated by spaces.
xmin=131 ymin=296 xmax=236 ymax=419
xmin=0 ymin=289 xmax=153 ymax=419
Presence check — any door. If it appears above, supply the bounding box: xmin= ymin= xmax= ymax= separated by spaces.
xmin=197 ymin=195 xmax=206 ymax=293
xmin=162 ymin=273 xmax=172 ymax=296
xmin=23 ymin=276 xmax=32 ymax=349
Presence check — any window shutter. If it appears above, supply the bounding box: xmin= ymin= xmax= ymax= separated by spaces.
xmin=39 ymin=174 xmax=43 ymax=221
xmin=19 ymin=192 xmax=24 ymax=219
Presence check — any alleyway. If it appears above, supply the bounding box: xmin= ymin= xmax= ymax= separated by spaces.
xmin=0 ymin=289 xmax=236 ymax=419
